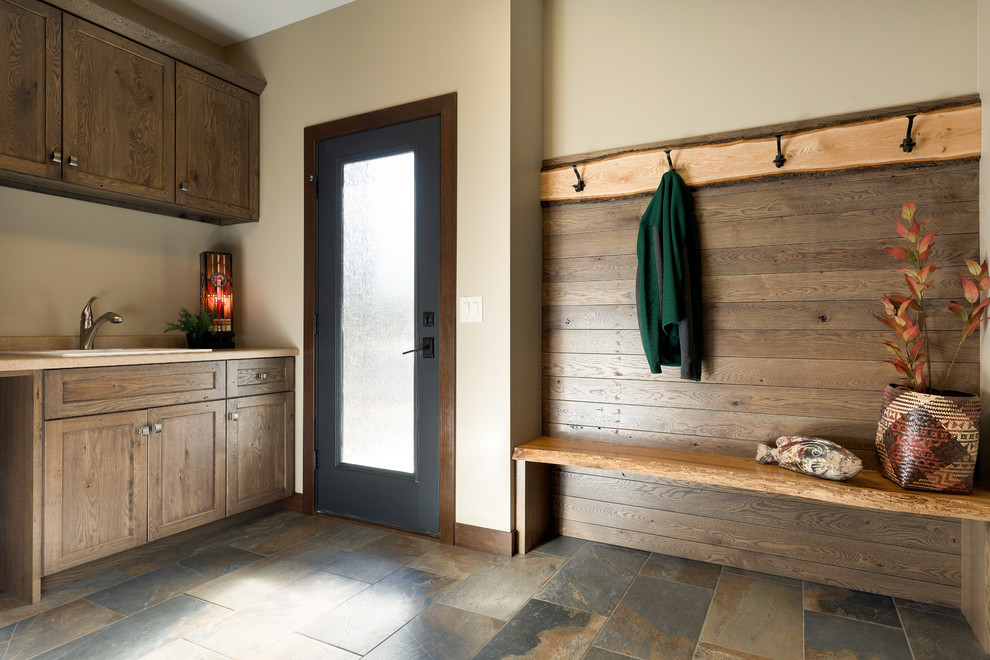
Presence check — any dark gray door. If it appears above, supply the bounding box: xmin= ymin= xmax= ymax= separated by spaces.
xmin=315 ymin=116 xmax=441 ymax=535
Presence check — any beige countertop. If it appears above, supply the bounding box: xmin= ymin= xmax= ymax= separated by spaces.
xmin=0 ymin=347 xmax=298 ymax=374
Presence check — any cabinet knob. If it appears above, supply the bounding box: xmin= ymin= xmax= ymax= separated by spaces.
xmin=152 ymin=423 xmax=163 ymax=434
xmin=179 ymin=182 xmax=188 ymax=192
xmin=67 ymin=155 xmax=79 ymax=167
xmin=51 ymin=150 xmax=62 ymax=164
xmin=138 ymin=426 xmax=150 ymax=436
xmin=229 ymin=412 xmax=239 ymax=421
xmin=257 ymin=372 xmax=269 ymax=380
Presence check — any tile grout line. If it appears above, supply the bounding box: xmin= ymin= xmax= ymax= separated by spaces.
xmin=893 ymin=600 xmax=917 ymax=660
xmin=692 ymin=563 xmax=724 ymax=660
xmin=577 ymin=548 xmax=658 ymax=658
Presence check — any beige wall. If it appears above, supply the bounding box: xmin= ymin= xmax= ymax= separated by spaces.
xmin=545 ymin=0 xmax=978 ymax=159
xmin=0 ymin=190 xmax=225 ymax=337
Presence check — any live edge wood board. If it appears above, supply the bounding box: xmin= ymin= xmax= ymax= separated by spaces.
xmin=537 ymin=97 xmax=982 ymax=613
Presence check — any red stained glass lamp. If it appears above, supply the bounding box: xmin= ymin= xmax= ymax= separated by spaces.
xmin=201 ymin=252 xmax=234 ymax=348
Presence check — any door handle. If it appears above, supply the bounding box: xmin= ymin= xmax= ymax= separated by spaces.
xmin=402 ymin=336 xmax=434 ymax=359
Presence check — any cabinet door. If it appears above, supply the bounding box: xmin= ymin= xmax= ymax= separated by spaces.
xmin=0 ymin=0 xmax=60 ymax=178
xmin=148 ymin=401 xmax=226 ymax=541
xmin=43 ymin=410 xmax=148 ymax=575
xmin=227 ymin=392 xmax=293 ymax=515
xmin=176 ymin=63 xmax=259 ymax=220
xmin=62 ymin=15 xmax=174 ymax=200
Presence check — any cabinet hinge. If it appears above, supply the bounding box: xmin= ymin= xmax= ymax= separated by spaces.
xmin=308 ymin=174 xmax=318 ymax=200
xmin=313 ymin=313 xmax=318 ymax=335
xmin=314 ymin=449 xmax=318 ymax=471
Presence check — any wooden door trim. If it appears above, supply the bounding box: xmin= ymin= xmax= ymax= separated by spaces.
xmin=302 ymin=93 xmax=457 ymax=544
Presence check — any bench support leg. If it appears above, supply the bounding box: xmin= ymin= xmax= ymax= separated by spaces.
xmin=962 ymin=519 xmax=990 ymax=651
xmin=514 ymin=460 xmax=549 ymax=554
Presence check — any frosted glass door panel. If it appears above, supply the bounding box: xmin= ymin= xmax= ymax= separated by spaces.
xmin=339 ymin=152 xmax=416 ymax=473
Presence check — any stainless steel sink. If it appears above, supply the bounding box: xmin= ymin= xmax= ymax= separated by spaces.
xmin=2 ymin=348 xmax=213 ymax=357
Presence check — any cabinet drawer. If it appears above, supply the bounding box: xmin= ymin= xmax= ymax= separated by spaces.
xmin=227 ymin=358 xmax=294 ymax=397
xmin=44 ymin=361 xmax=226 ymax=419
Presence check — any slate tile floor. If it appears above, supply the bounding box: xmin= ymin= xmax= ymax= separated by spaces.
xmin=0 ymin=510 xmax=986 ymax=659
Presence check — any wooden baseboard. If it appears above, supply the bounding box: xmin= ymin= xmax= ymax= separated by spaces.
xmin=454 ymin=522 xmax=516 ymax=555
xmin=283 ymin=492 xmax=305 ymax=513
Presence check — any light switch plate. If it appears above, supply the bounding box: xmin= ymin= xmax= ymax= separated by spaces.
xmin=460 ymin=296 xmax=483 ymax=323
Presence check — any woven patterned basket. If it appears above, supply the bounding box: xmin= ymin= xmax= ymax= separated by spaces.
xmin=875 ymin=384 xmax=981 ymax=494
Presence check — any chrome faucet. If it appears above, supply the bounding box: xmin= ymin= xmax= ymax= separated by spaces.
xmin=79 ymin=296 xmax=123 ymax=350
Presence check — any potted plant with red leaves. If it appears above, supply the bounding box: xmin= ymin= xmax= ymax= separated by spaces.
xmin=875 ymin=202 xmax=989 ymax=494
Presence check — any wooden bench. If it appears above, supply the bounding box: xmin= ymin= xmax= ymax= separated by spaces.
xmin=512 ymin=435 xmax=990 ymax=651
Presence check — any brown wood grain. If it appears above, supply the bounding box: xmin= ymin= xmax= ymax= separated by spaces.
xmin=544 ymin=268 xmax=977 ymax=306
xmin=515 ymin=436 xmax=990 ymax=522
xmin=454 ymin=522 xmax=515 ymax=556
xmin=557 ymin=518 xmax=960 ymax=607
xmin=45 ymin=0 xmax=265 ymax=94
xmin=544 ymin=400 xmax=877 ymax=449
xmin=542 ymin=95 xmax=980 ymax=170
xmin=543 ymin=164 xmax=979 ymax=235
xmin=148 ymin=401 xmax=226 ymax=541
xmin=543 ymin=377 xmax=883 ymax=422
xmin=62 ymin=15 xmax=174 ymax=201
xmin=553 ymin=494 xmax=958 ymax=585
xmin=226 ymin=357 xmax=293 ymax=398
xmin=226 ymin=392 xmax=294 ymax=515
xmin=0 ymin=374 xmax=43 ymax=603
xmin=554 ymin=466 xmax=960 ymax=554
xmin=545 ymin=234 xmax=977 ymax=281
xmin=962 ymin=520 xmax=990 ymax=649
xmin=43 ymin=410 xmax=149 ymax=575
xmin=0 ymin=0 xmax=61 ymax=179
xmin=542 ymin=422 xmax=785 ymax=460
xmin=542 ymin=353 xmax=979 ymax=393
xmin=544 ymin=328 xmax=978 ymax=364
xmin=541 ymin=106 xmax=980 ymax=201
xmin=176 ymin=63 xmax=259 ymax=221
xmin=515 ymin=460 xmax=549 ymax=554
xmin=545 ymin=301 xmax=970 ymax=331
xmin=44 ymin=361 xmax=226 ymax=419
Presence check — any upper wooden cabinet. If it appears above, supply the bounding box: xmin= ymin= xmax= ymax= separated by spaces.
xmin=0 ymin=0 xmax=61 ymax=179
xmin=63 ymin=15 xmax=174 ymax=201
xmin=0 ymin=0 xmax=263 ymax=224
xmin=176 ymin=63 xmax=259 ymax=221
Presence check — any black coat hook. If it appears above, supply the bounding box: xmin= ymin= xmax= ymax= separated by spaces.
xmin=901 ymin=114 xmax=917 ymax=153
xmin=773 ymin=134 xmax=786 ymax=168
xmin=664 ymin=149 xmax=675 ymax=172
xmin=571 ymin=165 xmax=585 ymax=192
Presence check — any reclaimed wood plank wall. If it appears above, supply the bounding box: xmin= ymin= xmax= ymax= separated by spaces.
xmin=541 ymin=97 xmax=981 ymax=605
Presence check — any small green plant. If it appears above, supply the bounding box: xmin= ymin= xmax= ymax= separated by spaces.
xmin=877 ymin=202 xmax=990 ymax=393
xmin=164 ymin=307 xmax=216 ymax=334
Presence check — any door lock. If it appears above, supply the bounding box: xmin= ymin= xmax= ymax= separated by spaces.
xmin=401 ymin=336 xmax=435 ymax=359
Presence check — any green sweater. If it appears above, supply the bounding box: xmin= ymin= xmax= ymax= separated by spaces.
xmin=635 ymin=170 xmax=702 ymax=380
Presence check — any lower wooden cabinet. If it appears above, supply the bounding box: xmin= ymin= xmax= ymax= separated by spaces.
xmin=43 ymin=410 xmax=149 ymax=575
xmin=148 ymin=400 xmax=226 ymax=542
xmin=226 ymin=392 xmax=294 ymax=515
xmin=41 ymin=358 xmax=294 ymax=576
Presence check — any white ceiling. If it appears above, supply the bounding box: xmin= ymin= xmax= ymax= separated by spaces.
xmin=129 ymin=0 xmax=355 ymax=47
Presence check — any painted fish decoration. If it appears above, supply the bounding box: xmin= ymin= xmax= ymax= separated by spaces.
xmin=755 ymin=436 xmax=863 ymax=481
